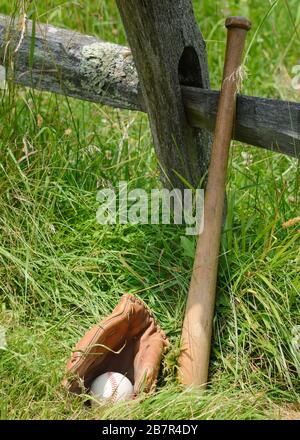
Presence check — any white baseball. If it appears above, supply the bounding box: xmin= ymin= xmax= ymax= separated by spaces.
xmin=90 ymin=372 xmax=133 ymax=403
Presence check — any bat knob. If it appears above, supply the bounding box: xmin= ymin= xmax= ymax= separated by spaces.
xmin=225 ymin=16 xmax=252 ymax=31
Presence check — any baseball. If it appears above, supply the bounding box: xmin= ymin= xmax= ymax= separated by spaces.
xmin=90 ymin=372 xmax=133 ymax=403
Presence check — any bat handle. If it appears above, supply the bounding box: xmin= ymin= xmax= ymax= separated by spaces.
xmin=178 ymin=17 xmax=251 ymax=387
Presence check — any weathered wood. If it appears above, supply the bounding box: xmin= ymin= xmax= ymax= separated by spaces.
xmin=116 ymin=0 xmax=212 ymax=189
xmin=182 ymin=87 xmax=300 ymax=159
xmin=0 ymin=14 xmax=299 ymax=159
xmin=0 ymin=14 xmax=144 ymax=111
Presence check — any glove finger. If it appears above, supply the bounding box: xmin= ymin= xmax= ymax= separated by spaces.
xmin=133 ymin=329 xmax=168 ymax=394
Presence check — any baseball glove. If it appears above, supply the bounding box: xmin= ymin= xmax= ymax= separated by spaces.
xmin=62 ymin=293 xmax=168 ymax=397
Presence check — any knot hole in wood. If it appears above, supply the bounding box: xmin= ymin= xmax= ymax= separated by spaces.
xmin=178 ymin=46 xmax=203 ymax=88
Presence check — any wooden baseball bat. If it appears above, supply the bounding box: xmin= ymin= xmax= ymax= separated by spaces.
xmin=178 ymin=16 xmax=251 ymax=387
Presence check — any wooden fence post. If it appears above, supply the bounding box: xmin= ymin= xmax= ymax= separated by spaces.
xmin=116 ymin=0 xmax=211 ymax=190
xmin=1 ymin=15 xmax=299 ymax=160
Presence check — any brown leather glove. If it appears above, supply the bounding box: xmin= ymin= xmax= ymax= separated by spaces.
xmin=62 ymin=293 xmax=169 ymax=396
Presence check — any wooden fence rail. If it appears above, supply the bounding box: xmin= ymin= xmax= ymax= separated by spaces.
xmin=0 ymin=14 xmax=299 ymax=160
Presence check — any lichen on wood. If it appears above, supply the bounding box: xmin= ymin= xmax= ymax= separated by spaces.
xmin=78 ymin=42 xmax=142 ymax=110
xmin=0 ymin=14 xmax=143 ymax=111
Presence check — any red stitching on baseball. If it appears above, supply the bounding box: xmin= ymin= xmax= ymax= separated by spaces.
xmin=108 ymin=372 xmax=118 ymax=402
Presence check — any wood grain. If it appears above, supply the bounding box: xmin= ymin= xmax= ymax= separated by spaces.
xmin=115 ymin=0 xmax=212 ymax=190
xmin=182 ymin=87 xmax=300 ymax=159
xmin=0 ymin=14 xmax=299 ymax=159
xmin=178 ymin=16 xmax=252 ymax=387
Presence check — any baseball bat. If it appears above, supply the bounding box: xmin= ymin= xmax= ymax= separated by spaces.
xmin=178 ymin=16 xmax=251 ymax=386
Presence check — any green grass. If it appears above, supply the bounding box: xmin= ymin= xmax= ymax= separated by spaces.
xmin=0 ymin=0 xmax=299 ymax=420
